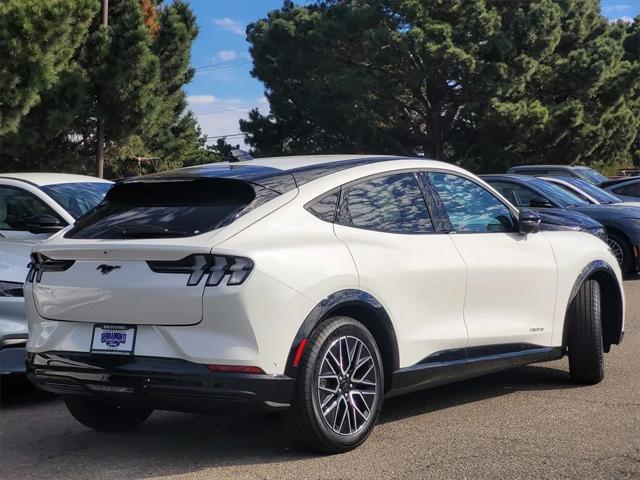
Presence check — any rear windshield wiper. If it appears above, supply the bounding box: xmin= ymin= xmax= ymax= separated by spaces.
xmin=118 ymin=224 xmax=187 ymax=238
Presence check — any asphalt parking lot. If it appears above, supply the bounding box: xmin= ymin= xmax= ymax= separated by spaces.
xmin=1 ymin=278 xmax=639 ymax=480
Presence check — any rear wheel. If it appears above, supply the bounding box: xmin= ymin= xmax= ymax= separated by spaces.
xmin=65 ymin=395 xmax=153 ymax=431
xmin=568 ymin=280 xmax=604 ymax=384
xmin=288 ymin=316 xmax=384 ymax=453
xmin=607 ymin=232 xmax=631 ymax=275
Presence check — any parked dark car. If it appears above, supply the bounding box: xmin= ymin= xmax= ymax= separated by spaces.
xmin=601 ymin=177 xmax=640 ymax=203
xmin=483 ymin=174 xmax=640 ymax=275
xmin=506 ymin=165 xmax=609 ymax=186
xmin=539 ymin=176 xmax=636 ymax=206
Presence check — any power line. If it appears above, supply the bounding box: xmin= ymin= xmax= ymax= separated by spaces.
xmin=194 ymin=58 xmax=252 ymax=73
xmin=204 ymin=133 xmax=246 ymax=140
xmin=194 ymin=105 xmax=262 ymax=116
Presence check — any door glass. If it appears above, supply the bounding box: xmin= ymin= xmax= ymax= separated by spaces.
xmin=427 ymin=173 xmax=515 ymax=233
xmin=0 ymin=186 xmax=62 ymax=231
xmin=489 ymin=181 xmax=539 ymax=208
xmin=337 ymin=173 xmax=433 ymax=233
xmin=614 ymin=183 xmax=640 ymax=198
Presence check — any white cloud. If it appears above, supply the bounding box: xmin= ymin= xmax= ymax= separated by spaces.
xmin=612 ymin=15 xmax=633 ymax=23
xmin=186 ymin=95 xmax=217 ymax=105
xmin=212 ymin=17 xmax=245 ymax=35
xmin=216 ymin=50 xmax=238 ymax=62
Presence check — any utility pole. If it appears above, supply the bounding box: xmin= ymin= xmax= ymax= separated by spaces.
xmin=95 ymin=0 xmax=109 ymax=178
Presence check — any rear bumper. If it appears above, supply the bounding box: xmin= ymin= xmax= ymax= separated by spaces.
xmin=27 ymin=352 xmax=295 ymax=412
xmin=0 ymin=335 xmax=28 ymax=374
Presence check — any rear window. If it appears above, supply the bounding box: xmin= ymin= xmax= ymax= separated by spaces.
xmin=66 ymin=179 xmax=263 ymax=239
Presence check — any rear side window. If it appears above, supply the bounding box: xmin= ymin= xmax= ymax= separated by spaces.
xmin=613 ymin=183 xmax=640 ymax=198
xmin=66 ymin=179 xmax=263 ymax=239
xmin=307 ymin=191 xmax=339 ymax=222
xmin=337 ymin=173 xmax=433 ymax=234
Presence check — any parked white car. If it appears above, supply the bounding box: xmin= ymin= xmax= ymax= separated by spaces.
xmin=0 ymin=173 xmax=113 ymax=240
xmin=0 ymin=173 xmax=112 ymax=374
xmin=24 ymin=156 xmax=624 ymax=452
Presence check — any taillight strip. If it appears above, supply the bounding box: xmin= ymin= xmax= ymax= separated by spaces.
xmin=147 ymin=254 xmax=253 ymax=287
xmin=27 ymin=253 xmax=75 ymax=283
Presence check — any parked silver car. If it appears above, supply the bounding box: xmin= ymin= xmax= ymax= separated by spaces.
xmin=0 ymin=238 xmax=35 ymax=374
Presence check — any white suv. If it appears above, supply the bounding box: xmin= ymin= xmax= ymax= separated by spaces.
xmin=25 ymin=156 xmax=624 ymax=452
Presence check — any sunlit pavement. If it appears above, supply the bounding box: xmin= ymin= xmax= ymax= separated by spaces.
xmin=2 ymin=278 xmax=639 ymax=480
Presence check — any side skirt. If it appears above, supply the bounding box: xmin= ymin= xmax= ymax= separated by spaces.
xmin=386 ymin=345 xmax=564 ymax=399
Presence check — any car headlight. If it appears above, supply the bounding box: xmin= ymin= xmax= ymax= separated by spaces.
xmin=0 ymin=280 xmax=24 ymax=297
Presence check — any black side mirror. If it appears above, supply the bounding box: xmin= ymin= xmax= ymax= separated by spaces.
xmin=519 ymin=208 xmax=541 ymax=235
xmin=529 ymin=196 xmax=553 ymax=208
xmin=26 ymin=214 xmax=65 ymax=234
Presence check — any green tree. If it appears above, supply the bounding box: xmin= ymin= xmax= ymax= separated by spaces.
xmin=0 ymin=0 xmax=208 ymax=176
xmin=0 ymin=0 xmax=97 ymax=137
xmin=242 ymin=0 xmax=640 ymax=171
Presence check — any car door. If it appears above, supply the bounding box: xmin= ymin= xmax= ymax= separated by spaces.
xmin=0 ymin=185 xmax=66 ymax=239
xmin=332 ymin=171 xmax=468 ymax=371
xmin=424 ymin=172 xmax=558 ymax=351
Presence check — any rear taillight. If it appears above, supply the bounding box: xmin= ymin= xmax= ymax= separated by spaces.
xmin=26 ymin=253 xmax=75 ymax=283
xmin=147 ymin=254 xmax=253 ymax=287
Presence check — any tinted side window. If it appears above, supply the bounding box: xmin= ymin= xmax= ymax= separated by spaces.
xmin=428 ymin=174 xmax=515 ymax=233
xmin=0 ymin=186 xmax=63 ymax=231
xmin=307 ymin=191 xmax=339 ymax=222
xmin=614 ymin=183 xmax=640 ymax=198
xmin=489 ymin=181 xmax=539 ymax=208
xmin=337 ymin=173 xmax=433 ymax=233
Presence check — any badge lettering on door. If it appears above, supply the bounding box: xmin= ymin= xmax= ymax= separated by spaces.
xmin=529 ymin=327 xmax=544 ymax=332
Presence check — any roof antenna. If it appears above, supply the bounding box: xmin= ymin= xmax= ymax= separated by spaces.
xmin=229 ymin=149 xmax=253 ymax=162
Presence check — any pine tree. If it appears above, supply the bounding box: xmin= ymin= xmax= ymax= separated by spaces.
xmin=0 ymin=0 xmax=96 ymax=137
xmin=0 ymin=0 xmax=207 ymax=175
xmin=242 ymin=0 xmax=640 ymax=171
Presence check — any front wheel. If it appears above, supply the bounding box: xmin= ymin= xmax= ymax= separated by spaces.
xmin=607 ymin=233 xmax=631 ymax=275
xmin=288 ymin=316 xmax=384 ymax=453
xmin=65 ymin=395 xmax=153 ymax=431
xmin=568 ymin=280 xmax=604 ymax=384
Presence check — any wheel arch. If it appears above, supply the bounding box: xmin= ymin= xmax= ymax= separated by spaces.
xmin=284 ymin=289 xmax=400 ymax=392
xmin=563 ymin=260 xmax=624 ymax=352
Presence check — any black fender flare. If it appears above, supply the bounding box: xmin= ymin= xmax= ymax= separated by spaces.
xmin=562 ymin=260 xmax=624 ymax=350
xmin=283 ymin=289 xmax=400 ymax=380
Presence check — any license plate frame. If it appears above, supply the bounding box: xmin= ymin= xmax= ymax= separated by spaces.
xmin=90 ymin=324 xmax=137 ymax=356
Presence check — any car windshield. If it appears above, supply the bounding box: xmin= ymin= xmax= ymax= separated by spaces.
xmin=528 ymin=179 xmax=591 ymax=207
xmin=557 ymin=177 xmax=621 ymax=204
xmin=41 ymin=182 xmax=112 ymax=219
xmin=574 ymin=167 xmax=608 ymax=185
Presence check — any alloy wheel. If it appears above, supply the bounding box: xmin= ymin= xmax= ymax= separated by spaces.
xmin=607 ymin=238 xmax=624 ymax=266
xmin=316 ymin=335 xmax=379 ymax=436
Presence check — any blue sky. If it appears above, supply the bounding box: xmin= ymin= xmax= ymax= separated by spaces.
xmin=185 ymin=0 xmax=640 ymax=146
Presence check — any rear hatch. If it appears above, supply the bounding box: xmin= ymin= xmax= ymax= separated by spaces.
xmin=29 ymin=176 xmax=281 ymax=326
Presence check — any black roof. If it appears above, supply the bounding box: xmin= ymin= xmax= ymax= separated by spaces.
xmin=122 ymin=156 xmax=407 ymax=194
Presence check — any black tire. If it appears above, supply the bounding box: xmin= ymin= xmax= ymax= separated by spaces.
xmin=607 ymin=232 xmax=631 ymax=275
xmin=287 ymin=316 xmax=384 ymax=453
xmin=64 ymin=395 xmax=153 ymax=431
xmin=568 ymin=280 xmax=604 ymax=384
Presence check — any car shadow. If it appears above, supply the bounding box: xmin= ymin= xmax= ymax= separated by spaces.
xmin=0 ymin=374 xmax=58 ymax=409
xmin=378 ymin=363 xmax=574 ymax=425
xmin=1 ymin=363 xmax=578 ymax=478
